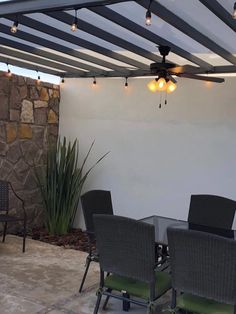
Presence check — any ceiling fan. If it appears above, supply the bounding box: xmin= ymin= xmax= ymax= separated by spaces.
xmin=146 ymin=45 xmax=224 ymax=94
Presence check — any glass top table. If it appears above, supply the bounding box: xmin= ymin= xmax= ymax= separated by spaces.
xmin=141 ymin=215 xmax=236 ymax=246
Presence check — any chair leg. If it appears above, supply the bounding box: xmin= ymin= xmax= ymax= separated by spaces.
xmin=79 ymin=256 xmax=91 ymax=293
xmin=122 ymin=293 xmax=130 ymax=312
xmin=102 ymin=288 xmax=112 ymax=310
xmin=2 ymin=222 xmax=7 ymax=243
xmin=171 ymin=289 xmax=177 ymax=309
xmin=22 ymin=218 xmax=27 ymax=253
xmin=93 ymin=292 xmax=102 ymax=314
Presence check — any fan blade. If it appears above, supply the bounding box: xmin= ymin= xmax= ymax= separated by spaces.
xmin=180 ymin=73 xmax=224 ymax=83
xmin=166 ymin=73 xmax=177 ymax=83
xmin=169 ymin=65 xmax=204 ymax=74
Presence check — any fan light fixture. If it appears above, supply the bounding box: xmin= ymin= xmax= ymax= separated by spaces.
xmin=233 ymin=2 xmax=236 ymax=19
xmin=11 ymin=20 xmax=19 ymax=33
xmin=147 ymin=76 xmax=176 ymax=93
xmin=71 ymin=9 xmax=78 ymax=32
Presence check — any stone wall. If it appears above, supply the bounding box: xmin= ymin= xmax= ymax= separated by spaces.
xmin=0 ymin=71 xmax=60 ymax=232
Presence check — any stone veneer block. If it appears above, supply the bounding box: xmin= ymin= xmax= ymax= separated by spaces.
xmin=34 ymin=108 xmax=47 ymax=125
xmin=21 ymin=99 xmax=34 ymax=123
xmin=40 ymin=87 xmax=49 ymax=101
xmin=6 ymin=122 xmax=17 ymax=144
xmin=19 ymin=124 xmax=33 ymax=139
xmin=0 ymin=94 xmax=9 ymax=120
xmin=10 ymin=109 xmax=20 ymax=121
xmin=48 ymin=109 xmax=58 ymax=124
xmin=34 ymin=100 xmax=48 ymax=108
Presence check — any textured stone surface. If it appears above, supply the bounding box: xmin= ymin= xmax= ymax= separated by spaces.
xmin=48 ymin=109 xmax=58 ymax=124
xmin=0 ymin=236 xmax=170 ymax=314
xmin=34 ymin=100 xmax=48 ymax=108
xmin=0 ymin=71 xmax=60 ymax=231
xmin=0 ymin=94 xmax=8 ymax=120
xmin=6 ymin=123 xmax=17 ymax=143
xmin=21 ymin=99 xmax=34 ymax=123
xmin=19 ymin=123 xmax=33 ymax=139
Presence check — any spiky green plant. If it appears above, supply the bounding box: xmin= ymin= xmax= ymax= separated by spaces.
xmin=36 ymin=137 xmax=108 ymax=235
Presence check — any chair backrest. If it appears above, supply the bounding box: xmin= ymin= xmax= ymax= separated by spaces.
xmin=0 ymin=180 xmax=9 ymax=212
xmin=94 ymin=214 xmax=156 ymax=284
xmin=81 ymin=190 xmax=113 ymax=233
xmin=188 ymin=194 xmax=236 ymax=229
xmin=168 ymin=227 xmax=236 ymax=305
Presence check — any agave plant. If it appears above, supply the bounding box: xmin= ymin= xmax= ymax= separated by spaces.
xmin=36 ymin=137 xmax=108 ymax=235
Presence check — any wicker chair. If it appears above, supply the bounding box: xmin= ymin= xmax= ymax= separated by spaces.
xmin=0 ymin=180 xmax=27 ymax=252
xmin=93 ymin=214 xmax=171 ymax=314
xmin=188 ymin=194 xmax=236 ymax=229
xmin=167 ymin=227 xmax=236 ymax=314
xmin=79 ymin=190 xmax=113 ymax=293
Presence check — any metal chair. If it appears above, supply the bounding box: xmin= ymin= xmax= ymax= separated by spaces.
xmin=168 ymin=227 xmax=236 ymax=314
xmin=79 ymin=190 xmax=113 ymax=293
xmin=93 ymin=214 xmax=171 ymax=314
xmin=0 ymin=180 xmax=27 ymax=252
xmin=188 ymin=194 xmax=236 ymax=229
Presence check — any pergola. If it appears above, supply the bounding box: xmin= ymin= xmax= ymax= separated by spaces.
xmin=0 ymin=0 xmax=235 ymax=79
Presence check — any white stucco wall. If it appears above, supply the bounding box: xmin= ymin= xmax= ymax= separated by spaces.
xmin=59 ymin=77 xmax=236 ymax=229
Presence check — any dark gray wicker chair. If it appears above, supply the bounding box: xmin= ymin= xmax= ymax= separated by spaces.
xmin=167 ymin=227 xmax=236 ymax=314
xmin=79 ymin=190 xmax=113 ymax=293
xmin=188 ymin=194 xmax=236 ymax=229
xmin=93 ymin=215 xmax=171 ymax=314
xmin=0 ymin=180 xmax=27 ymax=252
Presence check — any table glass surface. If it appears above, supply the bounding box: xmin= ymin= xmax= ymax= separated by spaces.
xmin=141 ymin=215 xmax=236 ymax=246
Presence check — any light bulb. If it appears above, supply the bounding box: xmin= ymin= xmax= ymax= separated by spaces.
xmin=146 ymin=10 xmax=152 ymax=26
xmin=147 ymin=79 xmax=157 ymax=92
xmin=166 ymin=80 xmax=177 ymax=93
xmin=93 ymin=77 xmax=97 ymax=86
xmin=11 ymin=21 xmax=18 ymax=33
xmin=156 ymin=77 xmax=167 ymax=91
xmin=61 ymin=77 xmax=65 ymax=84
xmin=233 ymin=2 xmax=236 ymax=19
xmin=71 ymin=22 xmax=77 ymax=32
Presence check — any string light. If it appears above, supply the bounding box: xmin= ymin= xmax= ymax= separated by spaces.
xmin=93 ymin=77 xmax=97 ymax=86
xmin=145 ymin=0 xmax=153 ymax=26
xmin=146 ymin=10 xmax=152 ymax=26
xmin=10 ymin=20 xmax=19 ymax=33
xmin=124 ymin=77 xmax=128 ymax=89
xmin=71 ymin=9 xmax=78 ymax=32
xmin=233 ymin=2 xmax=236 ymax=19
xmin=61 ymin=77 xmax=65 ymax=84
xmin=36 ymin=71 xmax=41 ymax=85
xmin=6 ymin=63 xmax=12 ymax=77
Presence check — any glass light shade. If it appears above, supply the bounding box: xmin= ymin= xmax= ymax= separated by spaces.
xmin=156 ymin=77 xmax=167 ymax=91
xmin=166 ymin=80 xmax=177 ymax=93
xmin=147 ymin=80 xmax=157 ymax=92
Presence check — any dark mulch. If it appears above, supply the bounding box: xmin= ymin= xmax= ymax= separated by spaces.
xmin=30 ymin=227 xmax=95 ymax=253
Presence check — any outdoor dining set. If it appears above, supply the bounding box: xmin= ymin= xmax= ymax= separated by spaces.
xmin=79 ymin=190 xmax=236 ymax=314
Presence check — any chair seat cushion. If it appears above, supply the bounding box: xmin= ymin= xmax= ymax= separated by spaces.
xmin=0 ymin=214 xmax=23 ymax=222
xmin=104 ymin=271 xmax=171 ymax=300
xmin=177 ymin=293 xmax=234 ymax=314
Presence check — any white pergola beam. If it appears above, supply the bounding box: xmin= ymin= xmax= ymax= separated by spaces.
xmin=0 ymin=0 xmax=130 ymax=17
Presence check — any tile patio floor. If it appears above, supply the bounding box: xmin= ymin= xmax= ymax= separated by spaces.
xmin=0 ymin=236 xmax=171 ymax=314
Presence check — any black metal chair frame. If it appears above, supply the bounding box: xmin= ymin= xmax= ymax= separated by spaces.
xmin=0 ymin=180 xmax=27 ymax=253
xmin=93 ymin=214 xmax=171 ymax=314
xmin=79 ymin=190 xmax=113 ymax=293
xmin=168 ymin=227 xmax=236 ymax=314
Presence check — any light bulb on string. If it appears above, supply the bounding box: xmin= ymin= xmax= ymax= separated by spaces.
xmin=124 ymin=77 xmax=128 ymax=89
xmin=71 ymin=10 xmax=78 ymax=32
xmin=11 ymin=20 xmax=19 ymax=33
